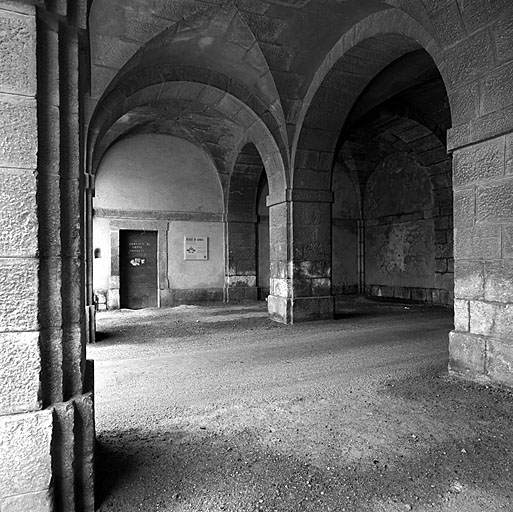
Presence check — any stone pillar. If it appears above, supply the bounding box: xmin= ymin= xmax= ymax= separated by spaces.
xmin=0 ymin=2 xmax=53 ymax=510
xmin=267 ymin=189 xmax=335 ymax=323
xmin=450 ymin=133 xmax=513 ymax=388
xmin=0 ymin=2 xmax=95 ymax=511
xmin=224 ymin=214 xmax=259 ymax=301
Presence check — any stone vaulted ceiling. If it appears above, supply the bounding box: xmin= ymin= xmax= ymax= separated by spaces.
xmin=87 ymin=0 xmax=450 ymax=195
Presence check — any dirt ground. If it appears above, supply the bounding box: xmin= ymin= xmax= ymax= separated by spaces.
xmin=88 ymin=299 xmax=513 ymax=512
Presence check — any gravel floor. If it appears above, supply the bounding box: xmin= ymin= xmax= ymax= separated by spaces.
xmin=88 ymin=299 xmax=513 ymax=512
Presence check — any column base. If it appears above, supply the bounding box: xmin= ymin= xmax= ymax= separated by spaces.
xmin=268 ymin=295 xmax=335 ymax=324
xmin=449 ymin=330 xmax=513 ymax=389
xmin=0 ymin=388 xmax=95 ymax=512
xmin=224 ymin=286 xmax=259 ymax=302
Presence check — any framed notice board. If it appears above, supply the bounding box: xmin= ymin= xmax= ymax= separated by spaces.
xmin=184 ymin=236 xmax=208 ymax=260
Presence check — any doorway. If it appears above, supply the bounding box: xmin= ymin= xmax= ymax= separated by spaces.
xmin=120 ymin=230 xmax=158 ymax=309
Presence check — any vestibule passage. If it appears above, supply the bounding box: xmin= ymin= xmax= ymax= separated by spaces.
xmin=119 ymin=230 xmax=158 ymax=309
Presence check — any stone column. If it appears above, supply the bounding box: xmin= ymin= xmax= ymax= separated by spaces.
xmin=0 ymin=2 xmax=95 ymax=511
xmin=450 ymin=133 xmax=513 ymax=388
xmin=267 ymin=189 xmax=335 ymax=323
xmin=0 ymin=2 xmax=54 ymax=510
xmin=224 ymin=214 xmax=259 ymax=301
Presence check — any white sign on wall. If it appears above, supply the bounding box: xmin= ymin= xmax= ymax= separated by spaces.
xmin=184 ymin=236 xmax=208 ymax=260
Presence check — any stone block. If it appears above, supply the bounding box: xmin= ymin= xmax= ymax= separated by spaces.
xmin=107 ymin=288 xmax=120 ymax=309
xmin=484 ymin=260 xmax=513 ymax=302
xmin=393 ymin=286 xmax=411 ymax=300
xmin=91 ymin=34 xmax=139 ymax=69
xmin=38 ymin=326 xmax=64 ymax=405
xmin=449 ymin=81 xmax=480 ymax=125
xmin=447 ymin=123 xmax=471 ymax=152
xmin=0 ymin=332 xmax=41 ymax=414
xmin=477 ymin=178 xmax=513 ymax=223
xmin=295 ymin=149 xmax=320 ymax=170
xmin=38 ymin=175 xmax=61 ymax=257
xmin=62 ymin=325 xmax=83 ymax=398
xmin=502 ymin=225 xmax=513 ymax=258
xmin=0 ymin=9 xmax=36 ymax=96
xmin=91 ymin=64 xmax=118 ymax=98
xmin=242 ymin=13 xmax=285 ymax=43
xmin=259 ymin=42 xmax=295 ymax=71
xmin=297 ymin=127 xmax=337 ymax=153
xmin=74 ymin=392 xmax=95 ymax=512
xmin=227 ymin=275 xmax=257 ymax=287
xmin=270 ymin=277 xmax=290 ymax=297
xmin=454 ymin=259 xmax=484 ymax=299
xmin=52 ymin=401 xmax=75 ymax=512
xmin=0 ymin=410 xmax=53 ymax=497
xmin=487 ymin=337 xmax=513 ymax=387
xmin=434 ymin=229 xmax=447 ymax=244
xmin=507 ymin=132 xmax=513 ymax=175
xmin=411 ymin=288 xmax=429 ymax=302
xmin=437 ymin=289 xmax=452 ymax=305
xmin=448 ymin=331 xmax=486 ymax=376
xmin=270 ymin=260 xmax=288 ymax=279
xmin=454 ymin=225 xmax=501 ymax=260
xmin=0 ymin=258 xmax=38 ymax=331
xmin=0 ymin=93 xmax=37 ymax=168
xmin=420 ymin=0 xmax=451 ymax=14
xmin=225 ymin=286 xmax=258 ymax=301
xmin=1 ymin=489 xmax=53 ymax=512
xmin=61 ymin=257 xmax=83 ymax=324
xmin=122 ymin=10 xmax=170 ymax=44
xmin=453 ymin=187 xmax=475 ymax=227
xmin=435 ymin=272 xmax=453 ymax=291
xmin=457 ymin=0 xmax=492 ymax=33
xmin=494 ymin=16 xmax=513 ymax=63
xmin=0 ymin=3 xmax=36 ymax=15
xmin=38 ymin=257 xmax=62 ymax=328
xmin=435 ymin=258 xmax=448 ymax=272
xmin=311 ymin=278 xmax=331 ymax=297
xmin=453 ymin=136 xmax=505 ymax=186
xmin=445 ymin=30 xmax=493 ymax=88
xmin=471 ymin=104 xmax=513 ymax=150
xmin=0 ymin=168 xmax=37 ymax=256
xmin=267 ymin=294 xmax=290 ymax=324
xmin=291 ymin=296 xmax=334 ymax=322
xmin=430 ymin=1 xmax=466 ymax=48
xmin=481 ymin=61 xmax=513 ymax=115
xmin=453 ymin=298 xmax=469 ymax=332
xmin=470 ymin=300 xmax=513 ymax=338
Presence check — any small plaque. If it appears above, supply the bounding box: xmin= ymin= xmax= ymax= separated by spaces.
xmin=184 ymin=236 xmax=208 ymax=260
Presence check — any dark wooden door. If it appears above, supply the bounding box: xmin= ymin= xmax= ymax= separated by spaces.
xmin=120 ymin=230 xmax=158 ymax=309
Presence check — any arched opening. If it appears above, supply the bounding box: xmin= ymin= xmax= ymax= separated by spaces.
xmin=92 ymin=134 xmax=225 ymax=309
xmin=334 ymin=49 xmax=453 ymax=307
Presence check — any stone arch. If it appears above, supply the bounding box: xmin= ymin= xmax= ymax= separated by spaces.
xmin=334 ymin=109 xmax=453 ymax=305
xmin=87 ymin=73 xmax=288 ymax=197
xmin=88 ymin=1 xmax=289 ymax=168
xmin=292 ymin=9 xmax=449 ymax=189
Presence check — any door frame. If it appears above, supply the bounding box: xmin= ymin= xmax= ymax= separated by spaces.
xmin=109 ymin=219 xmax=169 ymax=308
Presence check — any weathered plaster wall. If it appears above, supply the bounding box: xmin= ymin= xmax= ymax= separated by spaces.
xmin=167 ymin=220 xmax=224 ymax=298
xmin=365 ymin=153 xmax=435 ymax=293
xmin=332 ymin=164 xmax=359 ymax=295
xmin=93 ymin=134 xmax=224 ymax=306
xmin=94 ymin=134 xmax=222 ymax=213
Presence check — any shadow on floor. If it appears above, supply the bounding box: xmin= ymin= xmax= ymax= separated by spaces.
xmin=95 ymin=367 xmax=513 ymax=511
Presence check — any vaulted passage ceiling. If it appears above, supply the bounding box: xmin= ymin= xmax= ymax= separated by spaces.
xmin=87 ymin=0 xmax=450 ymax=196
